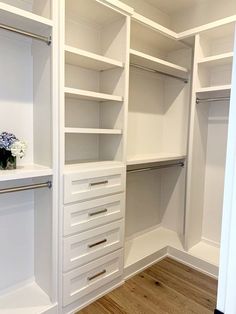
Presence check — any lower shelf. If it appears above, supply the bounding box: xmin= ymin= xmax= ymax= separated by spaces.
xmin=124 ymin=227 xmax=183 ymax=271
xmin=0 ymin=282 xmax=56 ymax=314
xmin=188 ymin=241 xmax=220 ymax=267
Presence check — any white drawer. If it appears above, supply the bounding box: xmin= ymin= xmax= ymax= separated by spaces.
xmin=63 ymin=220 xmax=124 ymax=271
xmin=64 ymin=166 xmax=125 ymax=204
xmin=64 ymin=194 xmax=125 ymax=236
xmin=63 ymin=249 xmax=123 ymax=306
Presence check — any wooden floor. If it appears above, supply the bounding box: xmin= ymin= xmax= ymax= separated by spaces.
xmin=78 ymin=257 xmax=217 ymax=314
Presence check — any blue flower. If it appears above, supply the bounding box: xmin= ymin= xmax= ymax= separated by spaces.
xmin=0 ymin=132 xmax=17 ymax=150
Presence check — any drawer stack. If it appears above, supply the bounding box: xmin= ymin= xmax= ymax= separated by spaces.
xmin=62 ymin=164 xmax=125 ymax=307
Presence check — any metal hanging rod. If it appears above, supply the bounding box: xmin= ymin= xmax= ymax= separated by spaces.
xmin=196 ymin=97 xmax=230 ymax=104
xmin=127 ymin=161 xmax=184 ymax=174
xmin=0 ymin=23 xmax=51 ymax=45
xmin=130 ymin=63 xmax=188 ymax=83
xmin=0 ymin=181 xmax=52 ymax=195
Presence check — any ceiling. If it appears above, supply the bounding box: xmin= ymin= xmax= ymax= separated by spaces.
xmin=145 ymin=0 xmax=206 ymax=14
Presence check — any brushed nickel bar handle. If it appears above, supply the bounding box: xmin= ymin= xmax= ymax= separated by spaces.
xmin=88 ymin=269 xmax=106 ymax=281
xmin=88 ymin=239 xmax=107 ymax=248
xmin=90 ymin=180 xmax=108 ymax=187
xmin=89 ymin=209 xmax=108 ymax=216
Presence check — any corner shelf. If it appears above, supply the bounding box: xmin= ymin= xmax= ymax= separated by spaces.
xmin=64 ymin=87 xmax=123 ymax=102
xmin=127 ymin=154 xmax=186 ymax=166
xmin=0 ymin=164 xmax=53 ymax=182
xmin=130 ymin=49 xmax=189 ymax=80
xmin=196 ymin=85 xmax=231 ymax=98
xmin=0 ymin=281 xmax=56 ymax=314
xmin=65 ymin=45 xmax=124 ymax=71
xmin=0 ymin=2 xmax=53 ymax=36
xmin=65 ymin=127 xmax=122 ymax=135
xmin=198 ymin=52 xmax=233 ymax=68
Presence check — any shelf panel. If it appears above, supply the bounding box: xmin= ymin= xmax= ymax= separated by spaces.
xmin=64 ymin=161 xmax=124 ymax=173
xmin=130 ymin=49 xmax=189 ymax=80
xmin=0 ymin=2 xmax=53 ymax=37
xmin=0 ymin=282 xmax=56 ymax=314
xmin=65 ymin=127 xmax=122 ymax=135
xmin=127 ymin=154 xmax=186 ymax=166
xmin=198 ymin=52 xmax=233 ymax=68
xmin=65 ymin=45 xmax=124 ymax=71
xmin=125 ymin=227 xmax=183 ymax=269
xmin=196 ymin=85 xmax=231 ymax=99
xmin=65 ymin=87 xmax=123 ymax=102
xmin=0 ymin=164 xmax=53 ymax=182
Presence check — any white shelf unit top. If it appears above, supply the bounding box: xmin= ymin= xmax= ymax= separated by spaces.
xmin=0 ymin=2 xmax=53 ymax=37
xmin=125 ymin=227 xmax=183 ymax=269
xmin=196 ymin=85 xmax=231 ymax=99
xmin=64 ymin=87 xmax=123 ymax=102
xmin=0 ymin=282 xmax=56 ymax=314
xmin=64 ymin=127 xmax=122 ymax=135
xmin=132 ymin=12 xmax=177 ymax=40
xmin=198 ymin=52 xmax=234 ymax=68
xmin=127 ymin=154 xmax=186 ymax=166
xmin=65 ymin=45 xmax=124 ymax=71
xmin=0 ymin=164 xmax=53 ymax=182
xmin=130 ymin=49 xmax=189 ymax=80
xmin=188 ymin=241 xmax=220 ymax=266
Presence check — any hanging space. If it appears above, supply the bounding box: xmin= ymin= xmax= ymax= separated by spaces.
xmin=0 ymin=0 xmax=57 ymax=313
xmin=124 ymin=6 xmax=192 ymax=277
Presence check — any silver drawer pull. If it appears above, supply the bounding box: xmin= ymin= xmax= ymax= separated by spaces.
xmin=90 ymin=180 xmax=108 ymax=187
xmin=89 ymin=209 xmax=108 ymax=216
xmin=88 ymin=239 xmax=107 ymax=248
xmin=88 ymin=269 xmax=106 ymax=281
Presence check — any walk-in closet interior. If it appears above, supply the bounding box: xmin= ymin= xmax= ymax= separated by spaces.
xmin=0 ymin=0 xmax=235 ymax=313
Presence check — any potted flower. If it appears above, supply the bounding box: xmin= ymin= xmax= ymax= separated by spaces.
xmin=0 ymin=132 xmax=27 ymax=170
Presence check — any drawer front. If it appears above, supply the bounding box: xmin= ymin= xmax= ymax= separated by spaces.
xmin=64 ymin=166 xmax=125 ymax=204
xmin=64 ymin=194 xmax=125 ymax=236
xmin=63 ymin=249 xmax=123 ymax=306
xmin=63 ymin=220 xmax=124 ymax=271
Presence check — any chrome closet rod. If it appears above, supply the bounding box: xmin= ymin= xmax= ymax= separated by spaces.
xmin=130 ymin=63 xmax=188 ymax=83
xmin=0 ymin=23 xmax=51 ymax=45
xmin=127 ymin=161 xmax=184 ymax=174
xmin=0 ymin=181 xmax=52 ymax=195
xmin=196 ymin=97 xmax=230 ymax=104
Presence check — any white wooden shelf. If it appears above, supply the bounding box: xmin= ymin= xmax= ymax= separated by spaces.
xmin=127 ymin=153 xmax=186 ymax=166
xmin=0 ymin=164 xmax=53 ymax=182
xmin=196 ymin=85 xmax=231 ymax=98
xmin=65 ymin=127 xmax=122 ymax=135
xmin=0 ymin=2 xmax=53 ymax=37
xmin=125 ymin=227 xmax=183 ymax=271
xmin=0 ymin=282 xmax=56 ymax=314
xmin=64 ymin=87 xmax=123 ymax=102
xmin=64 ymin=161 xmax=124 ymax=173
xmin=130 ymin=49 xmax=189 ymax=80
xmin=65 ymin=45 xmax=124 ymax=71
xmin=198 ymin=52 xmax=233 ymax=68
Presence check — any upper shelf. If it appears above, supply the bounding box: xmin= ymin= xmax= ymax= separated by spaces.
xmin=198 ymin=52 xmax=233 ymax=68
xmin=196 ymin=85 xmax=231 ymax=99
xmin=65 ymin=87 xmax=123 ymax=102
xmin=65 ymin=127 xmax=122 ymax=135
xmin=0 ymin=164 xmax=53 ymax=182
xmin=127 ymin=154 xmax=186 ymax=166
xmin=130 ymin=49 xmax=189 ymax=81
xmin=0 ymin=2 xmax=53 ymax=37
xmin=65 ymin=45 xmax=124 ymax=71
